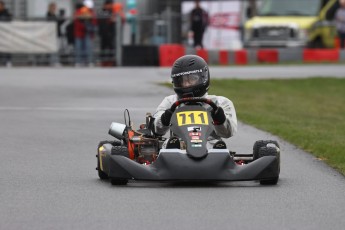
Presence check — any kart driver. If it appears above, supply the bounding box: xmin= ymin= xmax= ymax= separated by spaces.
xmin=154 ymin=55 xmax=237 ymax=149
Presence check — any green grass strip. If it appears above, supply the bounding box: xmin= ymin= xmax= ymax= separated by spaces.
xmin=209 ymin=78 xmax=345 ymax=175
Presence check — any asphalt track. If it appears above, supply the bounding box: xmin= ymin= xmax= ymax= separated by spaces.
xmin=1 ymin=65 xmax=345 ymax=230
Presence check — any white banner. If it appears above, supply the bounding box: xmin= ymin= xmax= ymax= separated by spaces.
xmin=0 ymin=21 xmax=58 ymax=53
xmin=182 ymin=1 xmax=242 ymax=50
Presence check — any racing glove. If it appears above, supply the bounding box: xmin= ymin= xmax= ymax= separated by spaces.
xmin=211 ymin=107 xmax=226 ymax=125
xmin=161 ymin=109 xmax=173 ymax=126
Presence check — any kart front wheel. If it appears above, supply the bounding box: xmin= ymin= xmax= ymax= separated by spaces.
xmin=111 ymin=178 xmax=128 ymax=185
xmin=97 ymin=155 xmax=109 ymax=180
xmin=97 ymin=141 xmax=111 ymax=180
xmin=253 ymin=140 xmax=280 ymax=161
xmin=97 ymin=141 xmax=125 ymax=180
xmin=258 ymin=146 xmax=280 ymax=185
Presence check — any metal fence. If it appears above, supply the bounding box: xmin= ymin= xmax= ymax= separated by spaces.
xmin=0 ymin=10 xmax=185 ymax=67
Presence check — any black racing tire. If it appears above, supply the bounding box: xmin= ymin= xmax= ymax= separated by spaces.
xmin=111 ymin=146 xmax=130 ymax=158
xmin=111 ymin=178 xmax=128 ymax=185
xmin=253 ymin=140 xmax=280 ymax=161
xmin=97 ymin=140 xmax=123 ymax=180
xmin=97 ymin=140 xmax=121 ymax=180
xmin=258 ymin=146 xmax=280 ymax=185
xmin=110 ymin=146 xmax=130 ymax=185
xmin=97 ymin=154 xmax=109 ymax=180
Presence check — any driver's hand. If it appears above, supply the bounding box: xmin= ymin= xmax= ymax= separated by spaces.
xmin=161 ymin=109 xmax=173 ymax=126
xmin=211 ymin=107 xmax=226 ymax=125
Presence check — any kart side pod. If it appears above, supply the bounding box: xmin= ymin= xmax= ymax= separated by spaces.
xmin=109 ymin=122 xmax=126 ymax=140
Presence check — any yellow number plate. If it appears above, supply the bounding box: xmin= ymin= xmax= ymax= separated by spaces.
xmin=176 ymin=111 xmax=209 ymax=126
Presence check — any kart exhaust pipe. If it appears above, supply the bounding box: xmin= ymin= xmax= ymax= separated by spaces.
xmin=109 ymin=122 xmax=127 ymax=140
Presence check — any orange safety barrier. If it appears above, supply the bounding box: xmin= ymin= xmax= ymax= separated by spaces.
xmin=219 ymin=50 xmax=229 ymax=65
xmin=159 ymin=44 xmax=185 ymax=67
xmin=196 ymin=49 xmax=209 ymax=62
xmin=303 ymin=49 xmax=339 ymax=62
xmin=235 ymin=50 xmax=247 ymax=65
xmin=257 ymin=49 xmax=278 ymax=63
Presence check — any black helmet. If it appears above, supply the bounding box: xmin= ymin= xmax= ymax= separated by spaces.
xmin=171 ymin=55 xmax=210 ymax=98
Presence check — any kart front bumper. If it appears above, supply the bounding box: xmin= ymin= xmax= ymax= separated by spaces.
xmin=105 ymin=149 xmax=279 ymax=182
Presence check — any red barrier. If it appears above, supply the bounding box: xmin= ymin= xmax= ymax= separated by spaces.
xmin=159 ymin=44 xmax=185 ymax=67
xmin=235 ymin=50 xmax=247 ymax=65
xmin=219 ymin=50 xmax=229 ymax=65
xmin=303 ymin=49 xmax=339 ymax=62
xmin=196 ymin=49 xmax=209 ymax=62
xmin=257 ymin=49 xmax=278 ymax=63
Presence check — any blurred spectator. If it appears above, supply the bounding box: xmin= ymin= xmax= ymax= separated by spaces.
xmin=46 ymin=2 xmax=57 ymax=21
xmin=98 ymin=0 xmax=116 ymax=66
xmin=56 ymin=9 xmax=76 ymax=65
xmin=0 ymin=0 xmax=11 ymax=21
xmin=126 ymin=0 xmax=138 ymax=45
xmin=45 ymin=2 xmax=60 ymax=66
xmin=65 ymin=17 xmax=75 ymax=50
xmin=336 ymin=0 xmax=345 ymax=49
xmin=0 ymin=0 xmax=12 ymax=67
xmin=57 ymin=9 xmax=66 ymax=38
xmin=57 ymin=9 xmax=73 ymax=65
xmin=189 ymin=0 xmax=209 ymax=49
xmin=74 ymin=3 xmax=97 ymax=67
xmin=57 ymin=9 xmax=67 ymax=51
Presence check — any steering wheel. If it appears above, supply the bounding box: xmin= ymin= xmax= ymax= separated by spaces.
xmin=169 ymin=97 xmax=218 ymax=112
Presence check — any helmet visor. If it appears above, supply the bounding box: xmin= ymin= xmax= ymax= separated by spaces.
xmin=173 ymin=74 xmax=205 ymax=89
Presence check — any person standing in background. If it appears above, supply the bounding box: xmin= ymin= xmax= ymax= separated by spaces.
xmin=126 ymin=0 xmax=138 ymax=45
xmin=74 ymin=2 xmax=97 ymax=67
xmin=98 ymin=0 xmax=116 ymax=66
xmin=336 ymin=0 xmax=345 ymax=49
xmin=57 ymin=9 xmax=67 ymax=49
xmin=0 ymin=0 xmax=12 ymax=67
xmin=46 ymin=2 xmax=57 ymax=21
xmin=0 ymin=0 xmax=11 ymax=21
xmin=46 ymin=2 xmax=61 ymax=66
xmin=189 ymin=0 xmax=209 ymax=49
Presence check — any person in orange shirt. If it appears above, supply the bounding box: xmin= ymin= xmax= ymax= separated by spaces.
xmin=74 ymin=3 xmax=97 ymax=67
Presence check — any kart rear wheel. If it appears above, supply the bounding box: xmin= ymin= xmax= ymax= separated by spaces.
xmin=258 ymin=146 xmax=280 ymax=185
xmin=253 ymin=140 xmax=280 ymax=161
xmin=111 ymin=178 xmax=128 ymax=185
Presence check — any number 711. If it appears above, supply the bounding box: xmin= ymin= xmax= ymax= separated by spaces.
xmin=176 ymin=111 xmax=209 ymax=126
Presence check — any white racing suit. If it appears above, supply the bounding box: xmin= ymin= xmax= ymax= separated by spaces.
xmin=153 ymin=93 xmax=237 ymax=149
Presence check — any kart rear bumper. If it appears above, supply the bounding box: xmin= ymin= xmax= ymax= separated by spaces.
xmin=106 ymin=149 xmax=279 ymax=182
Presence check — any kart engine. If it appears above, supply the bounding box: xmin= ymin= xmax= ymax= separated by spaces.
xmin=108 ymin=112 xmax=160 ymax=164
xmin=130 ymin=135 xmax=159 ymax=164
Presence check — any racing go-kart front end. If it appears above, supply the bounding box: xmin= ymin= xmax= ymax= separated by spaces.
xmin=97 ymin=98 xmax=280 ymax=185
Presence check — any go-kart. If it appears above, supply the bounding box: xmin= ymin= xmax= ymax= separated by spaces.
xmin=96 ymin=97 xmax=280 ymax=185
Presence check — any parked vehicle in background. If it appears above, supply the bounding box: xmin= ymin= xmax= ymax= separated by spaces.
xmin=244 ymin=0 xmax=339 ymax=48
